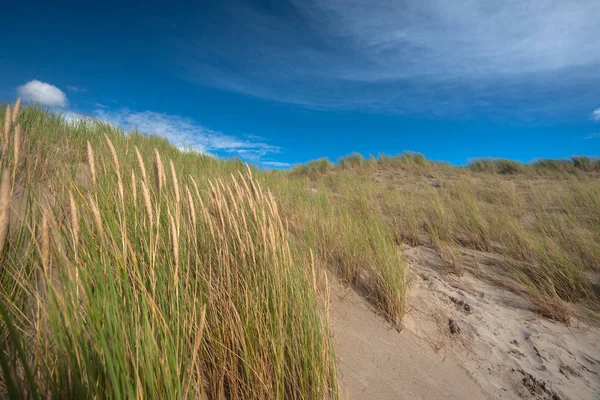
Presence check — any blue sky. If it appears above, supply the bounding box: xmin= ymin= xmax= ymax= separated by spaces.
xmin=2 ymin=0 xmax=600 ymax=167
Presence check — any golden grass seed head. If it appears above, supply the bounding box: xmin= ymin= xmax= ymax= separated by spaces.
xmin=12 ymin=98 xmax=21 ymax=124
xmin=12 ymin=125 xmax=20 ymax=178
xmin=105 ymin=134 xmax=120 ymax=171
xmin=0 ymin=170 xmax=11 ymax=255
xmin=4 ymin=105 xmax=11 ymax=141
xmin=69 ymin=190 xmax=79 ymax=244
xmin=153 ymin=148 xmax=165 ymax=192
xmin=135 ymin=146 xmax=148 ymax=184
xmin=131 ymin=170 xmax=137 ymax=204
xmin=87 ymin=141 xmax=96 ymax=184
xmin=170 ymin=159 xmax=180 ymax=205
xmin=141 ymin=179 xmax=154 ymax=227
xmin=185 ymin=185 xmax=197 ymax=229
xmin=190 ymin=175 xmax=201 ymax=202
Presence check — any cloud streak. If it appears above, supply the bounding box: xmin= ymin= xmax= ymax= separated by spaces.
xmin=95 ymin=108 xmax=279 ymax=159
xmin=592 ymin=108 xmax=600 ymax=121
xmin=66 ymin=85 xmax=87 ymax=92
xmin=261 ymin=161 xmax=293 ymax=169
xmin=175 ymin=0 xmax=600 ymax=116
xmin=17 ymin=80 xmax=68 ymax=108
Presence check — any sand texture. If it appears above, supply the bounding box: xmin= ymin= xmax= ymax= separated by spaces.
xmin=332 ymin=246 xmax=600 ymax=400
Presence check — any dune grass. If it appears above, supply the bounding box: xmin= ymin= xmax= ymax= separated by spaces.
xmin=2 ymin=103 xmax=598 ymax=397
xmin=302 ymin=153 xmax=600 ymax=323
xmin=0 ymin=105 xmax=345 ymax=399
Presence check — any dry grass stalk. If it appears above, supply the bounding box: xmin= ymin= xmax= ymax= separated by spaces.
xmin=41 ymin=211 xmax=50 ymax=272
xmin=183 ymin=305 xmax=206 ymax=399
xmin=131 ymin=170 xmax=137 ymax=204
xmin=141 ymin=179 xmax=153 ymax=227
xmin=105 ymin=134 xmax=124 ymax=206
xmin=87 ymin=141 xmax=96 ymax=185
xmin=309 ymin=251 xmax=318 ymax=292
xmin=169 ymin=159 xmax=180 ymax=207
xmin=170 ymin=159 xmax=181 ymax=234
xmin=135 ymin=146 xmax=148 ymax=183
xmin=0 ymin=170 xmax=11 ymax=256
xmin=12 ymin=98 xmax=21 ymax=123
xmin=4 ymin=105 xmax=11 ymax=142
xmin=189 ymin=175 xmax=201 ymax=202
xmin=153 ymin=148 xmax=166 ymax=192
xmin=169 ymin=211 xmax=179 ymax=284
xmin=185 ymin=185 xmax=196 ymax=230
xmin=12 ymin=125 xmax=21 ymax=185
xmin=88 ymin=193 xmax=104 ymax=238
xmin=69 ymin=190 xmax=80 ymax=295
xmin=69 ymin=191 xmax=79 ymax=248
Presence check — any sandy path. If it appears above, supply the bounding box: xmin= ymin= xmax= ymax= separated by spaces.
xmin=331 ymin=280 xmax=489 ymax=399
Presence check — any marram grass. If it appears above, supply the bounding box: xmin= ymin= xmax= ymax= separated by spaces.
xmin=4 ymin=102 xmax=596 ymax=398
xmin=0 ymin=104 xmax=339 ymax=399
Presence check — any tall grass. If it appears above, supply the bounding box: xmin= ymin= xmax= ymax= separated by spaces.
xmin=0 ymin=104 xmax=338 ymax=398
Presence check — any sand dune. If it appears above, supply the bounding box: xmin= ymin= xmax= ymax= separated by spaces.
xmin=333 ymin=246 xmax=600 ymax=399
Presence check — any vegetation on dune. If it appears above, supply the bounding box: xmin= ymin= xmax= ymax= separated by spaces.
xmin=290 ymin=158 xmax=334 ymax=179
xmin=0 ymin=104 xmax=598 ymax=397
xmin=302 ymin=152 xmax=600 ymax=323
xmin=0 ymin=105 xmax=345 ymax=399
xmin=468 ymin=156 xmax=600 ymax=175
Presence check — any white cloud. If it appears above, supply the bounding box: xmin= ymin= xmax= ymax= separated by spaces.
xmin=94 ymin=108 xmax=279 ymax=159
xmin=17 ymin=80 xmax=68 ymax=108
xmin=592 ymin=108 xmax=600 ymax=121
xmin=584 ymin=132 xmax=600 ymax=140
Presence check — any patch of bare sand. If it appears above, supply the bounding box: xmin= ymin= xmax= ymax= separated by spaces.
xmin=331 ymin=279 xmax=488 ymax=399
xmin=403 ymin=246 xmax=600 ymax=400
xmin=332 ymin=246 xmax=600 ymax=399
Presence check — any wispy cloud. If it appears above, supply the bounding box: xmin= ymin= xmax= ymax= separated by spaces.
xmin=261 ymin=161 xmax=293 ymax=168
xmin=591 ymin=108 xmax=600 ymax=121
xmin=61 ymin=111 xmax=93 ymax=125
xmin=175 ymin=0 xmax=600 ymax=116
xmin=17 ymin=80 xmax=68 ymax=108
xmin=584 ymin=132 xmax=600 ymax=140
xmin=66 ymin=85 xmax=87 ymax=93
xmin=94 ymin=108 xmax=279 ymax=159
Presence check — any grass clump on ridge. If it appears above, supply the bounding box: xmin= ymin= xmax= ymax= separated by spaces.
xmin=291 ymin=157 xmax=333 ymax=179
xmin=468 ymin=158 xmax=525 ymax=174
xmin=468 ymin=156 xmax=600 ymax=175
